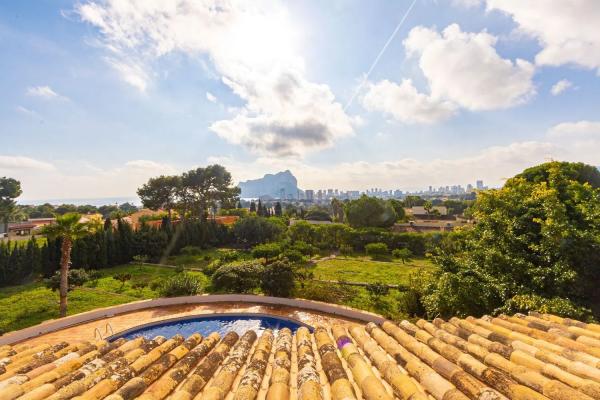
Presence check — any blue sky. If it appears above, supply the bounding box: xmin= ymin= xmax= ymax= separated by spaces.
xmin=1 ymin=0 xmax=599 ymax=201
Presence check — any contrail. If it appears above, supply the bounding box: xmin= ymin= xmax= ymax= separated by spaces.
xmin=343 ymin=0 xmax=419 ymax=111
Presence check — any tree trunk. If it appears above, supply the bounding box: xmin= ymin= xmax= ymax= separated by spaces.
xmin=59 ymin=237 xmax=72 ymax=318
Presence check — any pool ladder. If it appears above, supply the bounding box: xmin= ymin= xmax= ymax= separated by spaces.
xmin=93 ymin=322 xmax=114 ymax=340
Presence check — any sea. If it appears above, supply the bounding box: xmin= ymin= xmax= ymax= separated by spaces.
xmin=17 ymin=196 xmax=141 ymax=207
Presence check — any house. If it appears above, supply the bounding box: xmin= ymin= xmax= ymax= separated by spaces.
xmin=393 ymin=219 xmax=467 ymax=233
xmin=409 ymin=205 xmax=448 ymax=217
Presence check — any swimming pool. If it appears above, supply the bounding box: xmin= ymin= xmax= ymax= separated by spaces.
xmin=111 ymin=313 xmax=311 ymax=341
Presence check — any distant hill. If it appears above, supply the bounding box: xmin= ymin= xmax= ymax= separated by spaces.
xmin=238 ymin=170 xmax=301 ymax=199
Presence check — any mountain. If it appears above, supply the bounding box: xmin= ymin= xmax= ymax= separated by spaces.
xmin=238 ymin=170 xmax=301 ymax=199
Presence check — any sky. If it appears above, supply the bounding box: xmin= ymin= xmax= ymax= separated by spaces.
xmin=1 ymin=0 xmax=600 ymax=201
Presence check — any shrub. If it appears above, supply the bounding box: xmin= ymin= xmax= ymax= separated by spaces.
xmin=218 ymin=250 xmax=241 ymax=263
xmin=44 ymin=269 xmax=90 ymax=292
xmin=233 ymin=216 xmax=284 ymax=247
xmin=340 ymin=244 xmax=353 ymax=257
xmin=365 ymin=242 xmax=389 ymax=260
xmin=497 ymin=294 xmax=593 ymax=321
xmin=392 ymin=248 xmax=413 ymax=264
xmin=203 ymin=255 xmax=212 ymax=262
xmin=158 ymin=273 xmax=203 ymax=297
xmin=149 ymin=279 xmax=162 ymax=291
xmin=366 ymin=282 xmax=390 ymax=298
xmin=252 ymin=242 xmax=283 ymax=263
xmin=212 ymin=261 xmax=263 ymax=293
xmin=261 ymin=259 xmax=295 ymax=297
xmin=113 ymin=273 xmax=132 ymax=289
xmin=280 ymin=249 xmax=304 ymax=264
xmin=180 ymin=246 xmax=204 ymax=256
xmin=290 ymin=241 xmax=317 ymax=256
xmin=294 ymin=281 xmax=357 ymax=304
xmin=174 ymin=265 xmax=185 ymax=273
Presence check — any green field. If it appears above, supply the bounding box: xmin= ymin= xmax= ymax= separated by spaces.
xmin=0 ymin=253 xmax=437 ymax=334
xmin=312 ymin=256 xmax=435 ymax=285
xmin=0 ymin=265 xmax=208 ymax=333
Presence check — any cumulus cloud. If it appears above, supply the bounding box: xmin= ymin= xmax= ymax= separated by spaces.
xmin=547 ymin=120 xmax=600 ymax=139
xmin=361 ymin=79 xmax=457 ymax=124
xmin=403 ymin=24 xmax=535 ymax=110
xmin=124 ymin=159 xmax=176 ymax=172
xmin=484 ymin=1 xmax=600 ymax=74
xmin=26 ymin=86 xmax=68 ymax=100
xmin=0 ymin=156 xmax=55 ymax=171
xmin=77 ymin=0 xmax=354 ymax=156
xmin=550 ymin=79 xmax=573 ymax=96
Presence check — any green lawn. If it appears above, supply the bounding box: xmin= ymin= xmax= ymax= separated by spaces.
xmin=0 ymin=264 xmax=209 ymax=334
xmin=165 ymin=247 xmax=252 ymax=269
xmin=311 ymin=256 xmax=435 ymax=285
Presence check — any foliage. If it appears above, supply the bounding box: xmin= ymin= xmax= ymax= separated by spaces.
xmin=45 ymin=269 xmax=90 ymax=291
xmin=0 ymin=177 xmax=22 ymax=230
xmin=137 ymin=175 xmax=180 ymax=216
xmin=0 ymin=238 xmax=41 ymax=286
xmin=365 ymin=242 xmax=389 ymax=260
xmin=260 ymin=259 xmax=295 ymax=297
xmin=388 ymin=199 xmax=406 ymax=221
xmin=212 ymin=260 xmax=263 ymax=293
xmin=233 ymin=216 xmax=284 ymax=247
xmin=280 ymin=249 xmax=304 ymax=263
xmin=293 ymin=281 xmax=357 ymax=304
xmin=392 ymin=248 xmax=413 ymax=264
xmin=423 ymin=161 xmax=600 ymax=319
xmin=112 ymin=272 xmax=132 ymax=289
xmin=180 ymin=246 xmax=204 ymax=256
xmin=345 ymin=196 xmax=397 ymax=228
xmin=304 ymin=206 xmax=331 ymax=221
xmin=158 ymin=273 xmax=203 ymax=297
xmin=497 ymin=294 xmax=592 ymax=321
xmin=365 ymin=282 xmax=390 ymax=298
xmin=252 ymin=242 xmax=283 ymax=262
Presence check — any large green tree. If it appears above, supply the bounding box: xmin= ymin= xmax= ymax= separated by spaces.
xmin=41 ymin=213 xmax=96 ymax=317
xmin=0 ymin=177 xmax=22 ymax=234
xmin=180 ymin=165 xmax=240 ymax=219
xmin=345 ymin=195 xmax=397 ymax=228
xmin=137 ymin=175 xmax=180 ymax=218
xmin=422 ymin=161 xmax=600 ymax=319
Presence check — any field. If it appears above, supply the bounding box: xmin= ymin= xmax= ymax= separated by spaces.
xmin=0 ymin=265 xmax=208 ymax=333
xmin=0 ymin=252 xmax=437 ymax=334
xmin=311 ymin=256 xmax=435 ymax=285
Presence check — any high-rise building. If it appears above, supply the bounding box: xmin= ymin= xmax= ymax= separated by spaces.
xmin=305 ymin=190 xmax=314 ymax=201
xmin=476 ymin=180 xmax=484 ymax=190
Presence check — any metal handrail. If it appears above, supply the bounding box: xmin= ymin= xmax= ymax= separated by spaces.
xmin=93 ymin=327 xmax=103 ymax=340
xmin=105 ymin=322 xmax=114 ymax=336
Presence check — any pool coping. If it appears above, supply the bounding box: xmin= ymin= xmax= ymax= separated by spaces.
xmin=107 ymin=312 xmax=315 ymax=340
xmin=0 ymin=294 xmax=385 ymax=345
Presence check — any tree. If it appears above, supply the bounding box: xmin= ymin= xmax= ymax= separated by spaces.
xmin=137 ymin=175 xmax=180 ymax=219
xmin=257 ymin=199 xmax=264 ymax=217
xmin=0 ymin=177 xmax=22 ymax=234
xmin=41 ymin=213 xmax=95 ymax=317
xmin=112 ymin=272 xmax=132 ymax=290
xmin=345 ymin=196 xmax=397 ymax=228
xmin=252 ymin=242 xmax=283 ymax=263
xmin=304 ymin=206 xmax=331 ymax=221
xmin=212 ymin=261 xmax=263 ymax=293
xmin=180 ymin=165 xmax=240 ymax=219
xmin=250 ymin=201 xmax=256 ymax=213
xmin=423 ymin=161 xmax=600 ymax=320
xmin=331 ymin=198 xmax=345 ymax=222
xmin=233 ymin=216 xmax=284 ymax=247
xmin=388 ymin=199 xmax=406 ymax=221
xmin=261 ymin=259 xmax=295 ymax=297
xmin=274 ymin=202 xmax=282 ymax=217
xmin=392 ymin=248 xmax=412 ymax=264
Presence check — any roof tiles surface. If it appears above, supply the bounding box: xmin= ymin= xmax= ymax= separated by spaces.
xmin=0 ymin=312 xmax=598 ymax=400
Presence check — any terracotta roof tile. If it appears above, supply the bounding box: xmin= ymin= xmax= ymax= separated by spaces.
xmin=0 ymin=313 xmax=599 ymax=400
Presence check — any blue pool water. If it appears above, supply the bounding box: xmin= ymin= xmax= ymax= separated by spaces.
xmin=113 ymin=314 xmax=310 ymax=341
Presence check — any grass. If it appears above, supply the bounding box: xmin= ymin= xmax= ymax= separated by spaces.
xmin=311 ymin=256 xmax=436 ymax=285
xmin=298 ymin=256 xmax=437 ymax=320
xmin=0 ymin=264 xmax=209 ymax=333
xmin=165 ymin=247 xmax=252 ymax=269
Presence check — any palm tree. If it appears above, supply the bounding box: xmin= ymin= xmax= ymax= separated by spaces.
xmin=41 ymin=213 xmax=95 ymax=317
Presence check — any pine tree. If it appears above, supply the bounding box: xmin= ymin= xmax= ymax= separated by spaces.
xmin=250 ymin=201 xmax=256 ymax=213
xmin=275 ymin=202 xmax=282 ymax=217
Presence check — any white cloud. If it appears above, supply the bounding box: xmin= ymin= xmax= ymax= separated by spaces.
xmin=547 ymin=120 xmax=600 ymax=139
xmin=550 ymin=79 xmax=573 ymax=96
xmin=485 ymin=1 xmax=600 ymax=74
xmin=206 ymin=92 xmax=217 ymax=103
xmin=362 ymin=79 xmax=457 ymax=124
xmin=452 ymin=0 xmax=482 ymax=7
xmin=105 ymin=58 xmax=149 ymax=92
xmin=77 ymin=0 xmax=354 ymax=156
xmin=124 ymin=159 xmax=175 ymax=172
xmin=26 ymin=86 xmax=68 ymax=100
xmin=0 ymin=156 xmax=55 ymax=171
xmin=403 ymin=24 xmax=535 ymax=110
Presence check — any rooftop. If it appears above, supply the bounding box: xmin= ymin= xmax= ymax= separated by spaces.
xmin=0 ymin=311 xmax=599 ymax=400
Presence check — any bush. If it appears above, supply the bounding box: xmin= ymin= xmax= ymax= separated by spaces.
xmin=280 ymin=249 xmax=304 ymax=264
xmin=158 ymin=273 xmax=203 ymax=297
xmin=340 ymin=244 xmax=353 ymax=257
xmin=212 ymin=261 xmax=263 ymax=293
xmin=180 ymin=246 xmax=204 ymax=256
xmin=218 ymin=250 xmax=241 ymax=264
xmin=261 ymin=259 xmax=295 ymax=297
xmin=44 ymin=269 xmax=90 ymax=292
xmin=366 ymin=282 xmax=390 ymax=298
xmin=392 ymin=248 xmax=413 ymax=263
xmin=345 ymin=196 xmax=397 ymax=228
xmin=365 ymin=242 xmax=389 ymax=260
xmin=294 ymin=281 xmax=357 ymax=304
xmin=174 ymin=265 xmax=185 ymax=273
xmin=252 ymin=242 xmax=283 ymax=262
xmin=497 ymin=294 xmax=593 ymax=321
xmin=233 ymin=216 xmax=284 ymax=247
xmin=149 ymin=279 xmax=162 ymax=291
xmin=290 ymin=241 xmax=317 ymax=256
